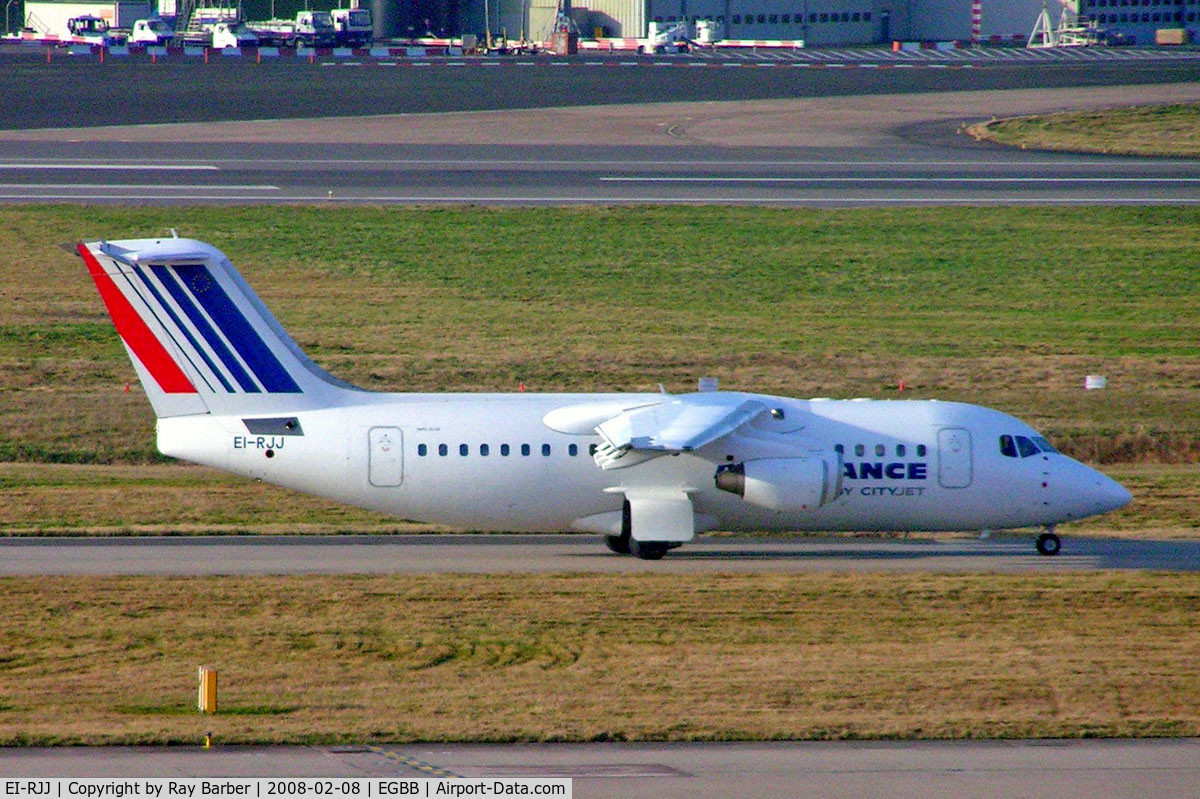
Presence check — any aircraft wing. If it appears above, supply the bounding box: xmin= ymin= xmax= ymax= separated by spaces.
xmin=593 ymin=395 xmax=767 ymax=469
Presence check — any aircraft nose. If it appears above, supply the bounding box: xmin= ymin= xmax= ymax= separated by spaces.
xmin=1097 ymin=472 xmax=1133 ymax=513
xmin=1048 ymin=459 xmax=1131 ymax=521
xmin=1079 ymin=466 xmax=1133 ymax=515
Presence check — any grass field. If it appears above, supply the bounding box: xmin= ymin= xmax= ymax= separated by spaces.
xmin=0 ymin=572 xmax=1197 ymax=745
xmin=3 ymin=205 xmax=1197 ymax=469
xmin=969 ymin=103 xmax=1200 ymax=156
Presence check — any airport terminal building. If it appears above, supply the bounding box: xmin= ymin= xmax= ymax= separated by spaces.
xmin=428 ymin=0 xmax=1045 ymax=44
xmin=1078 ymin=0 xmax=1200 ymax=44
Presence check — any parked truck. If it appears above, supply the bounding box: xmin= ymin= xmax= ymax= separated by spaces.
xmin=330 ymin=7 xmax=371 ymax=46
xmin=210 ymin=21 xmax=257 ymax=48
xmin=294 ymin=10 xmax=335 ymax=46
xmin=181 ymin=19 xmax=257 ymax=48
xmin=65 ymin=14 xmax=125 ymax=45
xmin=128 ymin=17 xmax=175 ymax=45
xmin=249 ymin=10 xmax=335 ymax=47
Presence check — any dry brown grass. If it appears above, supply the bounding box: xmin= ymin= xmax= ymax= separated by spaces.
xmin=969 ymin=103 xmax=1200 ymax=157
xmin=1 ymin=572 xmax=1197 ymax=744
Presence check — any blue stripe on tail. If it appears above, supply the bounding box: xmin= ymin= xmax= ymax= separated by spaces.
xmin=132 ymin=266 xmax=234 ymax=393
xmin=152 ymin=265 xmax=261 ymax=393
xmin=173 ymin=265 xmax=302 ymax=394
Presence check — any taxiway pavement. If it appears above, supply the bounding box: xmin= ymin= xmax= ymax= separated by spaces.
xmin=1 ymin=533 xmax=1197 ymax=575
xmin=4 ymin=739 xmax=1199 ymax=798
xmin=1 ymin=74 xmax=1199 ymax=205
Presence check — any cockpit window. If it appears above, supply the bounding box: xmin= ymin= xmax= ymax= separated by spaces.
xmin=1032 ymin=436 xmax=1058 ymax=454
xmin=999 ymin=435 xmax=1017 ymax=458
xmin=1016 ymin=435 xmax=1040 ymax=458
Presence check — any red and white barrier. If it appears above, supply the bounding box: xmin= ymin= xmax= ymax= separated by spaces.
xmin=579 ymin=38 xmax=640 ymax=51
xmin=713 ymin=39 xmax=805 ymax=48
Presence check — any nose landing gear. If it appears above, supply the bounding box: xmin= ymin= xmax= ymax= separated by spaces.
xmin=1036 ymin=525 xmax=1061 ymax=556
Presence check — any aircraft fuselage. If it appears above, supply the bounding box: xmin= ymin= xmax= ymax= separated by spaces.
xmin=159 ymin=392 xmax=1130 ymax=535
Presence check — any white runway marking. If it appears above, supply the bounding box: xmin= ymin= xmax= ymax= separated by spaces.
xmin=600 ymin=176 xmax=1200 ymax=183
xmin=2 ymin=183 xmax=279 ymax=190
xmin=0 ymin=163 xmax=219 ymax=170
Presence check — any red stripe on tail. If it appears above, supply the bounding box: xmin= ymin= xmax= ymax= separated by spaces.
xmin=80 ymin=243 xmax=197 ymax=394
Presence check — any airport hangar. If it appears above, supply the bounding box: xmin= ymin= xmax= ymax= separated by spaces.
xmin=374 ymin=0 xmax=1042 ymax=45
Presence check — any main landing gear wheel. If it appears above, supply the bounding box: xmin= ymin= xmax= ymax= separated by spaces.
xmin=1036 ymin=530 xmax=1061 ymax=556
xmin=605 ymin=532 xmax=631 ymax=554
xmin=629 ymin=539 xmax=672 ymax=560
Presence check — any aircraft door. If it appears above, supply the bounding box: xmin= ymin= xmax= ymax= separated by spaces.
xmin=937 ymin=427 xmax=973 ymax=488
xmin=368 ymin=426 xmax=404 ymax=487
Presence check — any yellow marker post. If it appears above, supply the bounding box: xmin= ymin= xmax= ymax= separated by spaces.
xmin=198 ymin=666 xmax=218 ymax=714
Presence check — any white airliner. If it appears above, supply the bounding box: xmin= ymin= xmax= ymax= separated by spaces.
xmin=78 ymin=236 xmax=1131 ymax=559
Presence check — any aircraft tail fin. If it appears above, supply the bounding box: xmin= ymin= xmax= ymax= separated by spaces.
xmin=80 ymin=237 xmax=358 ymax=418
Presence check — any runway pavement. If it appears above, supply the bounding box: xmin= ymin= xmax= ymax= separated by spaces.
xmin=1 ymin=69 xmax=1199 ymax=205
xmin=2 ymin=144 xmax=1199 ymax=205
xmin=4 ymin=740 xmax=1199 ymax=798
xmin=1 ymin=532 xmax=1197 ymax=575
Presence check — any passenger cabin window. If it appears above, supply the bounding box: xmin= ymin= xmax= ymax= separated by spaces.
xmin=438 ymin=444 xmax=448 ymax=456
xmin=568 ymin=444 xmax=578 ymax=456
xmin=480 ymin=444 xmax=489 ymax=456
xmin=916 ymin=444 xmax=926 ymax=457
xmin=542 ymin=444 xmax=551 ymax=456
xmin=875 ymin=444 xmax=886 ymax=457
xmin=521 ymin=444 xmax=531 ymax=456
xmin=418 ymin=444 xmax=427 ymax=456
xmin=855 ymin=444 xmax=865 ymax=456
xmin=459 ymin=444 xmax=468 ymax=456
xmin=834 ymin=444 xmax=844 ymax=454
xmin=896 ymin=444 xmax=906 ymax=457
xmin=500 ymin=444 xmax=510 ymax=456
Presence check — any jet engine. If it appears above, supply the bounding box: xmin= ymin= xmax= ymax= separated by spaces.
xmin=714 ymin=456 xmax=842 ymax=512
